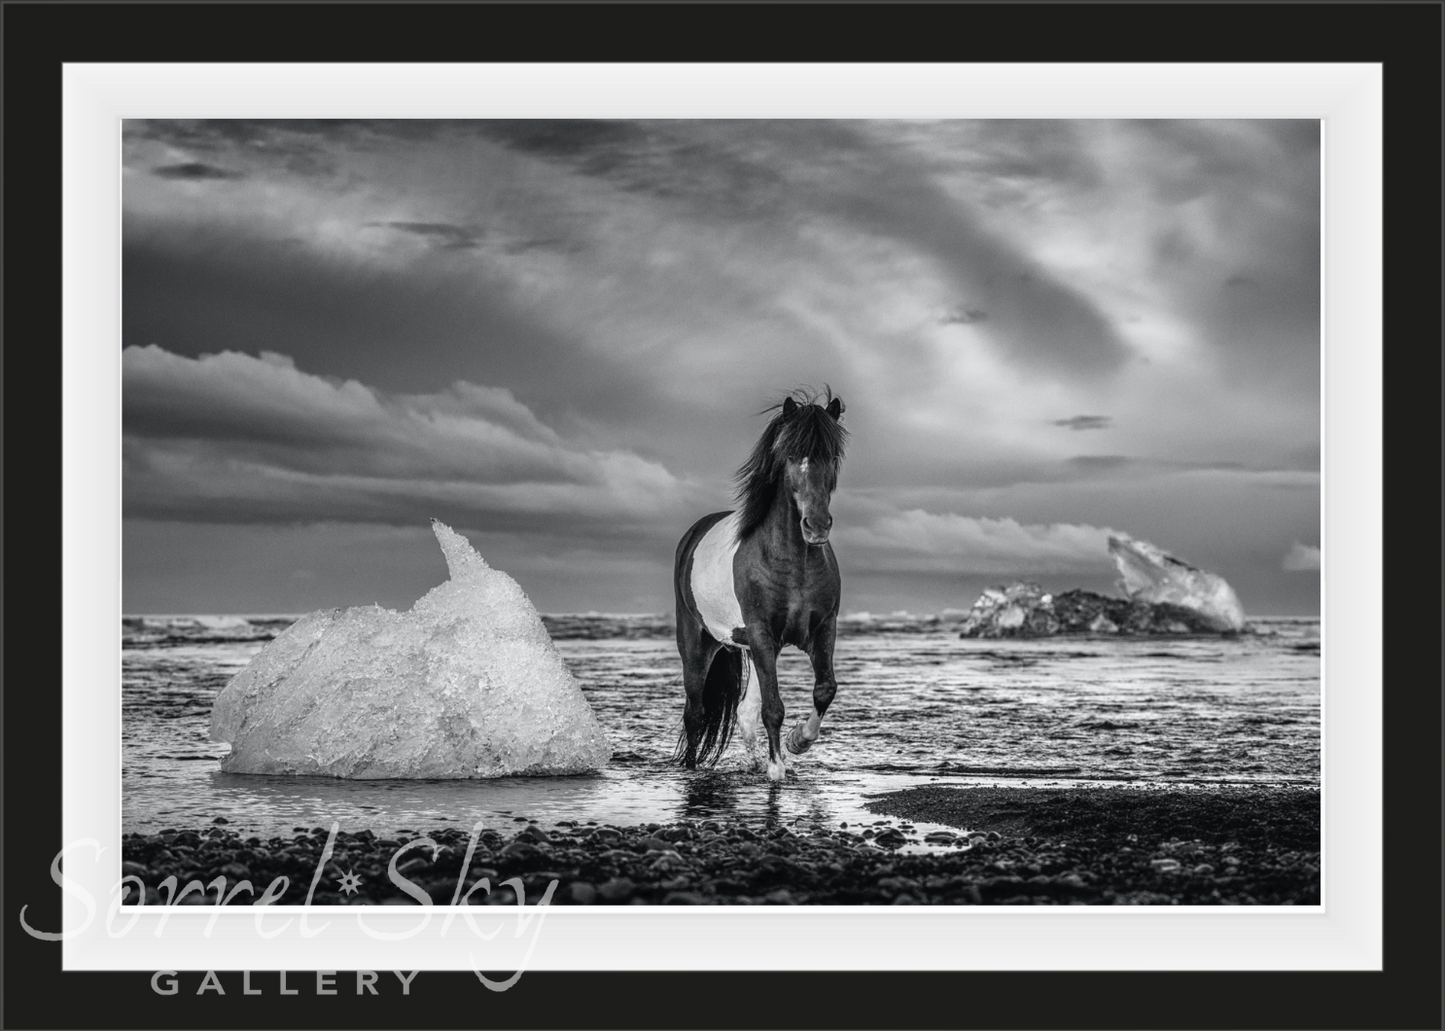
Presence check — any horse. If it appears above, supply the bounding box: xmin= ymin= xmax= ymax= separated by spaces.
xmin=671 ymin=389 xmax=848 ymax=783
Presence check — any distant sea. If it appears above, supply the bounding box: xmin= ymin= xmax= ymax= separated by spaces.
xmin=122 ymin=614 xmax=1321 ymax=839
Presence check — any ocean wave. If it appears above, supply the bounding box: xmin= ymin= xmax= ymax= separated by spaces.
xmin=122 ymin=615 xmax=300 ymax=648
xmin=122 ymin=611 xmax=1317 ymax=648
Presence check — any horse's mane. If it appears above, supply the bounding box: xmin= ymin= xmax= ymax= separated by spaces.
xmin=733 ymin=386 xmax=848 ymax=541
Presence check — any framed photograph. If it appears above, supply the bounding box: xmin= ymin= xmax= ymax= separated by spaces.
xmin=6 ymin=4 xmax=1439 ymax=1029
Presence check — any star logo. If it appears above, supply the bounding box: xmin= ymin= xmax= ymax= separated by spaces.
xmin=337 ymin=868 xmax=363 ymax=896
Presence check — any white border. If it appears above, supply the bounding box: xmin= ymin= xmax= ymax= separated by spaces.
xmin=60 ymin=63 xmax=1380 ymax=971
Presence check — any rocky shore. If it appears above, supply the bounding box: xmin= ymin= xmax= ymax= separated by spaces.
xmin=119 ymin=785 xmax=1317 ymax=906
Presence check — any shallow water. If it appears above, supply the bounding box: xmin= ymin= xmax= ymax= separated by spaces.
xmin=122 ymin=616 xmax=1319 ymax=839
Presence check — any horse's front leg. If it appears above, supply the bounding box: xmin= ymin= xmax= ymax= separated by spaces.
xmin=744 ymin=626 xmax=787 ymax=783
xmin=787 ymin=617 xmax=838 ymax=756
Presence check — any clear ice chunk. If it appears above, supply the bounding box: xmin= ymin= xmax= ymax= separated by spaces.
xmin=1108 ymin=534 xmax=1246 ymax=632
xmin=209 ymin=520 xmax=612 ymax=778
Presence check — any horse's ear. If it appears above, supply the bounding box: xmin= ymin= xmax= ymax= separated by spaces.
xmin=782 ymin=397 xmax=798 ymax=416
xmin=826 ymin=396 xmax=844 ymax=420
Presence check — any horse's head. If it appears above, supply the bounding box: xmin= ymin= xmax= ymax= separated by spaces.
xmin=780 ymin=395 xmax=843 ymax=546
xmin=734 ymin=388 xmax=849 ymax=546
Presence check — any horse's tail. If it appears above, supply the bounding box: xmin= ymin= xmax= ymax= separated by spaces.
xmin=673 ymin=648 xmax=747 ymax=767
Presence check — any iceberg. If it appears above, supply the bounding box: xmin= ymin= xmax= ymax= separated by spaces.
xmin=209 ymin=521 xmax=612 ymax=778
xmin=1108 ymin=534 xmax=1245 ymax=632
xmin=957 ymin=535 xmax=1247 ymax=638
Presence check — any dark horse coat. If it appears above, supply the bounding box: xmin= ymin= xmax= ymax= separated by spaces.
xmin=672 ymin=391 xmax=847 ymax=783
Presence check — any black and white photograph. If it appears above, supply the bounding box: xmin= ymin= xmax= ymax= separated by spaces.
xmin=117 ymin=116 xmax=1324 ymax=909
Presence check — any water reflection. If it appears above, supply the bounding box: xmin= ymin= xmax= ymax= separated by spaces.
xmin=680 ymin=771 xmax=737 ymax=819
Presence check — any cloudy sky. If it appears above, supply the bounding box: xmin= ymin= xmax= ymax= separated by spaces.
xmin=121 ymin=119 xmax=1320 ymax=616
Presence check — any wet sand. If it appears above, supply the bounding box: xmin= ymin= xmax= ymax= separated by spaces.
xmin=866 ymin=784 xmax=1320 ymax=904
xmin=120 ymin=784 xmax=1318 ymax=906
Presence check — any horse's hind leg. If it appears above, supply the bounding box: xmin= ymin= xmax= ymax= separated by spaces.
xmin=677 ymin=622 xmax=722 ymax=767
xmin=787 ymin=618 xmax=838 ymax=756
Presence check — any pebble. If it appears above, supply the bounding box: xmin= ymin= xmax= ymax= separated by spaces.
xmin=663 ymin=891 xmax=708 ymax=905
xmin=564 ymin=882 xmax=597 ymax=905
xmin=597 ymin=878 xmax=636 ymax=903
xmin=515 ymin=826 xmax=553 ymax=846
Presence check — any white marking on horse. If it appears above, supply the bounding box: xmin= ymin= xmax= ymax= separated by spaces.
xmin=690 ymin=512 xmax=745 ymax=645
xmin=785 ymin=708 xmax=823 ymax=755
xmin=736 ymin=659 xmax=762 ymax=760
xmin=767 ymin=749 xmax=787 ymax=782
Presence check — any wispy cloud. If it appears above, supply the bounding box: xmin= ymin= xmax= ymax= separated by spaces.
xmin=370 ymin=221 xmax=485 ymax=250
xmin=122 ymin=345 xmax=697 ymax=538
xmin=836 ymin=509 xmax=1117 ymax=576
xmin=1281 ymin=541 xmax=1321 ymax=571
xmin=1054 ymin=415 xmax=1112 ymax=431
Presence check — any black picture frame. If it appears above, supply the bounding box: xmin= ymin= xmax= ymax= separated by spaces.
xmin=4 ymin=3 xmax=1439 ymax=1029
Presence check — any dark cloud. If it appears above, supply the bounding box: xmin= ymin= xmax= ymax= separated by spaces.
xmin=120 ymin=226 xmax=668 ymax=427
xmin=1063 ymin=455 xmax=1264 ymax=480
xmin=152 ymin=162 xmax=243 ymax=181
xmin=1054 ymin=415 xmax=1112 ymax=431
xmin=503 ymin=237 xmax=582 ymax=255
xmin=128 ymin=120 xmax=360 ymax=178
xmin=1068 ymin=454 xmax=1132 ymax=471
xmin=474 ymin=119 xmax=789 ymax=217
xmin=474 ymin=119 xmax=650 ymax=162
xmin=942 ymin=306 xmax=989 ymax=325
xmin=372 ymin=221 xmax=484 ymax=250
